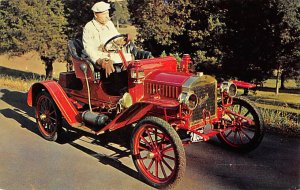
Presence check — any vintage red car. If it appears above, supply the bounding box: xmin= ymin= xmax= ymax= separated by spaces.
xmin=27 ymin=34 xmax=264 ymax=189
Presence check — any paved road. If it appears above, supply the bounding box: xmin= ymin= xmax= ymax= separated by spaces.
xmin=0 ymin=88 xmax=299 ymax=190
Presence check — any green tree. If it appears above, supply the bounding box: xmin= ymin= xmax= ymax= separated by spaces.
xmin=128 ymin=0 xmax=299 ymax=88
xmin=276 ymin=0 xmax=300 ymax=91
xmin=111 ymin=0 xmax=130 ymax=29
xmin=220 ymin=0 xmax=276 ymax=82
xmin=63 ymin=0 xmax=97 ymax=39
xmin=221 ymin=0 xmax=299 ymax=89
xmin=0 ymin=0 xmax=67 ymax=79
xmin=128 ymin=0 xmax=226 ymax=71
xmin=63 ymin=0 xmax=119 ymax=38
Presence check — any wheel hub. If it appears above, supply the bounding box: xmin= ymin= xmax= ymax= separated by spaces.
xmin=40 ymin=114 xmax=47 ymax=120
xmin=147 ymin=152 xmax=155 ymax=159
xmin=147 ymin=149 xmax=162 ymax=160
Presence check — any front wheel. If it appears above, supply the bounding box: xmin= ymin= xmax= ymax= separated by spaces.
xmin=217 ymin=97 xmax=265 ymax=152
xmin=131 ymin=116 xmax=186 ymax=189
xmin=35 ymin=91 xmax=62 ymax=141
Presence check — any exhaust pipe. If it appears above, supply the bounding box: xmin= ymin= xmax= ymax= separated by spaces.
xmin=82 ymin=111 xmax=109 ymax=128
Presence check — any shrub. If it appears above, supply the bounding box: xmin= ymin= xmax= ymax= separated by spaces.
xmin=260 ymin=108 xmax=300 ymax=137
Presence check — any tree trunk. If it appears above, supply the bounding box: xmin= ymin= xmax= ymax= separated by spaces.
xmin=41 ymin=56 xmax=55 ymax=80
xmin=280 ymin=73 xmax=286 ymax=89
xmin=45 ymin=62 xmax=53 ymax=80
xmin=275 ymin=69 xmax=280 ymax=95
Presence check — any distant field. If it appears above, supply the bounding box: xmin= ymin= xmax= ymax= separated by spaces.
xmin=241 ymin=90 xmax=300 ymax=105
xmin=262 ymin=79 xmax=299 ymax=89
xmin=0 ymin=51 xmax=66 ymax=78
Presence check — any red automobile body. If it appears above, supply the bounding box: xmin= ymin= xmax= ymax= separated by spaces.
xmin=27 ymin=38 xmax=265 ymax=189
xmin=27 ymin=47 xmax=259 ymax=143
xmin=28 ymin=54 xmax=215 ymax=135
xmin=28 ymin=38 xmax=263 ymax=147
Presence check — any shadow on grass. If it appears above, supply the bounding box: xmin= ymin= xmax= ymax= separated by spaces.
xmin=256 ymin=86 xmax=300 ymax=94
xmin=0 ymin=66 xmax=45 ymax=80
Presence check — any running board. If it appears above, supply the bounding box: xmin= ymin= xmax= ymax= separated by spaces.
xmin=71 ymin=123 xmax=97 ymax=134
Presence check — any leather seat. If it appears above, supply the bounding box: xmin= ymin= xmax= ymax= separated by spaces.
xmin=68 ymin=39 xmax=84 ymax=60
xmin=68 ymin=39 xmax=103 ymax=71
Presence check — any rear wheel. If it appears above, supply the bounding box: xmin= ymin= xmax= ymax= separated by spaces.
xmin=217 ymin=97 xmax=264 ymax=152
xmin=35 ymin=91 xmax=62 ymax=141
xmin=131 ymin=116 xmax=186 ymax=189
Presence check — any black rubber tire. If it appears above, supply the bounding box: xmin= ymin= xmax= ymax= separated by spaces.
xmin=217 ymin=96 xmax=265 ymax=152
xmin=131 ymin=116 xmax=186 ymax=189
xmin=35 ymin=91 xmax=62 ymax=141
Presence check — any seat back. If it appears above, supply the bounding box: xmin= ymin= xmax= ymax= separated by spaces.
xmin=68 ymin=39 xmax=84 ymax=60
xmin=68 ymin=39 xmax=96 ymax=81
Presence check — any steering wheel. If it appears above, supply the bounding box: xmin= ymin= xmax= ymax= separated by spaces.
xmin=103 ymin=34 xmax=128 ymax=53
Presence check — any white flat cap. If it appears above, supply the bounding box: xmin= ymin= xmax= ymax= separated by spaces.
xmin=91 ymin=2 xmax=110 ymax=13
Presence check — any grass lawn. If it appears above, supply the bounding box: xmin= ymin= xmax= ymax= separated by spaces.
xmin=263 ymin=79 xmax=299 ymax=89
xmin=236 ymin=78 xmax=299 ymax=114
xmin=243 ymin=90 xmax=300 ymax=113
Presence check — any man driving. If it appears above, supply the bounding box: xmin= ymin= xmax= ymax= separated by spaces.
xmin=82 ymin=1 xmax=132 ymax=77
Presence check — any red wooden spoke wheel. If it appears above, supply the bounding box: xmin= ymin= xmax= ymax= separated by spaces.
xmin=131 ymin=116 xmax=186 ymax=189
xmin=217 ymin=97 xmax=264 ymax=152
xmin=35 ymin=92 xmax=62 ymax=141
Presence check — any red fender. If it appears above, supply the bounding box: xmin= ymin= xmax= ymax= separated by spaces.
xmin=27 ymin=81 xmax=82 ymax=126
xmin=217 ymin=80 xmax=256 ymax=89
xmin=97 ymin=98 xmax=179 ymax=133
xmin=231 ymin=80 xmax=256 ymax=89
xmin=98 ymin=103 xmax=153 ymax=133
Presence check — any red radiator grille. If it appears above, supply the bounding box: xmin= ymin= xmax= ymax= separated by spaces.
xmin=146 ymin=83 xmax=179 ymax=99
